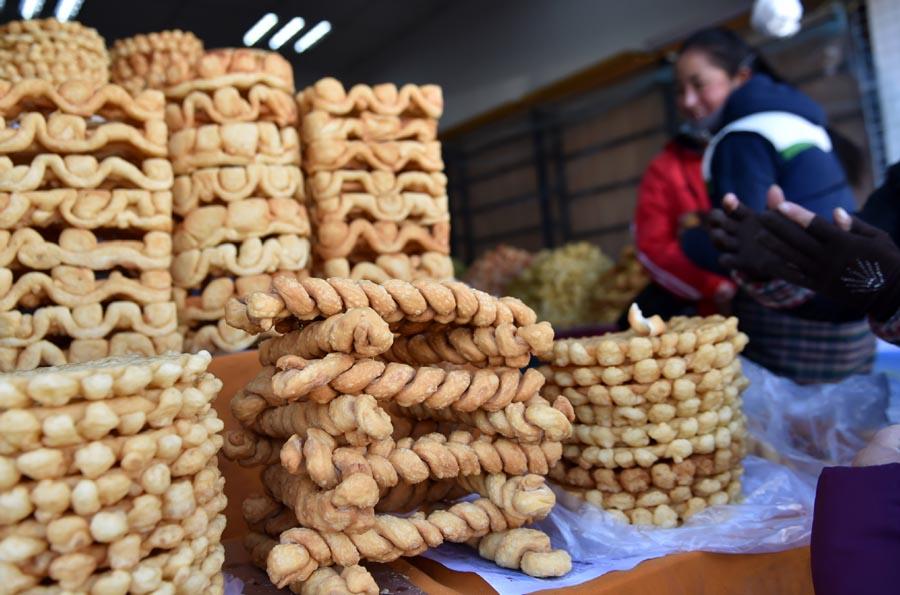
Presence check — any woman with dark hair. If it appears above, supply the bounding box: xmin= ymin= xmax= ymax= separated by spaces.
xmin=675 ymin=27 xmax=874 ymax=383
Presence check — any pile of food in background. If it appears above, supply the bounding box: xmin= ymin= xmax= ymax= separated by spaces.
xmin=299 ymin=77 xmax=453 ymax=282
xmin=0 ymin=20 xmax=180 ymax=371
xmin=591 ymin=246 xmax=650 ymax=323
xmin=0 ymin=351 xmax=227 ymax=592
xmin=468 ymin=242 xmax=649 ymax=329
xmin=111 ymin=35 xmax=312 ymax=354
xmin=223 ymin=278 xmax=575 ymax=591
xmin=539 ymin=305 xmax=749 ymax=526
xmin=463 ymin=244 xmax=533 ymax=297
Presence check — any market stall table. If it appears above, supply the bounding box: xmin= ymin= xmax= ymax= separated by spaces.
xmin=209 ymin=352 xmax=814 ymax=595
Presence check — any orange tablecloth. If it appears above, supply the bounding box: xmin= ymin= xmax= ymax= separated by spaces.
xmin=210 ymin=352 xmax=814 ymax=595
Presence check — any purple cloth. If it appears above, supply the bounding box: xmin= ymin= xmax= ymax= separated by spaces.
xmin=811 ymin=463 xmax=900 ymax=595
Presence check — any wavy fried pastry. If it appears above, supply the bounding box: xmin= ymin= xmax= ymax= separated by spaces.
xmin=313 ymin=191 xmax=448 ymax=225
xmin=173 ymin=165 xmax=303 ymax=215
xmin=169 ymin=122 xmax=300 ymax=174
xmin=0 ymin=332 xmax=183 ymax=372
xmin=173 ymin=198 xmax=310 ymax=252
xmin=315 ymin=219 xmax=449 ymax=259
xmin=171 ymin=235 xmax=311 ymax=288
xmin=304 ymin=139 xmax=442 ymax=173
xmin=0 ymin=188 xmax=172 ymax=231
xmin=0 ymin=112 xmax=166 ymax=158
xmin=167 ymin=85 xmax=297 ymax=131
xmin=0 ymin=268 xmax=172 ymax=311
xmin=0 ymin=228 xmax=171 ymax=271
xmin=0 ymin=80 xmax=164 ymax=122
xmin=0 ymin=155 xmax=173 ymax=192
xmin=0 ymin=301 xmax=178 ymax=346
xmin=298 ymin=77 xmax=442 ymax=118
xmin=319 ymin=253 xmax=454 ymax=282
xmin=165 ymin=48 xmax=294 ymax=97
xmin=307 ymin=170 xmax=446 ymax=201
xmin=301 ymin=110 xmax=437 ymax=143
xmin=175 ymin=272 xmax=306 ymax=324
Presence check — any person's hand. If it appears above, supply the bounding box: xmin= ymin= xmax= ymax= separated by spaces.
xmin=757 ymin=196 xmax=900 ymax=321
xmin=708 ymin=190 xmax=785 ymax=281
xmin=853 ymin=425 xmax=900 ymax=466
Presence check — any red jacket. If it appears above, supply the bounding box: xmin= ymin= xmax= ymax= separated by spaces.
xmin=634 ymin=139 xmax=733 ymax=302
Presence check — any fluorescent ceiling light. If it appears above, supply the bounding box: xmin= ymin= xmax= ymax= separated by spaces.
xmin=268 ymin=16 xmax=305 ymax=50
xmin=243 ymin=12 xmax=278 ymax=47
xmin=19 ymin=0 xmax=45 ymax=19
xmin=54 ymin=0 xmax=84 ymax=21
xmin=294 ymin=20 xmax=331 ymax=53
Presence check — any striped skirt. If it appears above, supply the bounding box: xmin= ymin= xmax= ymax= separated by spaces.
xmin=734 ymin=296 xmax=875 ymax=384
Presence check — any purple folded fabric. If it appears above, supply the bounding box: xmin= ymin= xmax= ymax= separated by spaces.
xmin=811 ymin=463 xmax=900 ymax=595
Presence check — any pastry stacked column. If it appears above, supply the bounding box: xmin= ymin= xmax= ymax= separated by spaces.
xmin=0 ymin=351 xmax=227 ymax=593
xmin=539 ymin=307 xmax=750 ymax=526
xmin=299 ymin=77 xmax=454 ymax=282
xmin=221 ymin=278 xmax=574 ymax=592
xmin=164 ymin=49 xmax=310 ymax=354
xmin=0 ymin=20 xmax=180 ymax=372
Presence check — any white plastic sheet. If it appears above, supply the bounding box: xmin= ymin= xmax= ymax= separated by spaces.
xmin=421 ymin=357 xmax=899 ymax=595
xmin=421 ymin=456 xmax=815 ymax=595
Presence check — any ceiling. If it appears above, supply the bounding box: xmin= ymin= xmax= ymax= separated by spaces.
xmin=0 ymin=0 xmax=453 ymax=87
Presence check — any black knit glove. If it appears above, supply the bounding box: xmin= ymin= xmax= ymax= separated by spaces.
xmin=757 ymin=212 xmax=900 ymax=321
xmin=708 ymin=204 xmax=781 ymax=281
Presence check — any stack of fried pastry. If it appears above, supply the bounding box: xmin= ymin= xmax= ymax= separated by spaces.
xmin=0 ymin=75 xmax=181 ymax=371
xmin=109 ymin=30 xmax=204 ymax=97
xmin=221 ymin=277 xmax=575 ymax=591
xmin=0 ymin=351 xmax=227 ymax=593
xmin=299 ymin=77 xmax=453 ymax=282
xmin=539 ymin=305 xmax=749 ymax=527
xmin=160 ymin=47 xmax=308 ymax=353
xmin=0 ymin=19 xmax=108 ymax=87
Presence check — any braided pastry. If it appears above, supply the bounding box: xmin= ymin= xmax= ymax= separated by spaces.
xmin=222 ymin=429 xmax=281 ymax=468
xmin=476 ymin=528 xmax=571 ymax=578
xmin=275 ymin=427 xmax=563 ymax=489
xmin=226 ymin=276 xmax=537 ymax=334
xmin=382 ymin=322 xmax=553 ymax=368
xmin=264 ymin=496 xmax=531 ymax=587
xmin=264 ymin=354 xmax=544 ymax=410
xmin=244 ymin=532 xmax=378 ymax=595
xmin=455 ymin=473 xmax=555 ymax=526
xmin=258 ymin=308 xmax=394 ymax=362
xmin=263 ymin=464 xmax=379 ymax=534
xmin=403 ymin=396 xmax=573 ymax=444
xmin=240 ymin=393 xmax=393 ymax=445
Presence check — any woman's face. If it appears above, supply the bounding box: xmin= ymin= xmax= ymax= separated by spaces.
xmin=675 ymin=50 xmax=747 ymax=122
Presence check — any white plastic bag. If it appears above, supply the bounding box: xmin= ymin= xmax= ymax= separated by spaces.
xmin=422 ymin=357 xmax=899 ymax=594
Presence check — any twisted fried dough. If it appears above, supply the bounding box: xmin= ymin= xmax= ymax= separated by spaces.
xmin=258 ymin=308 xmax=394 ymax=362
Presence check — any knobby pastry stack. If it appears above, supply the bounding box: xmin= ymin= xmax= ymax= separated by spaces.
xmin=222 ymin=277 xmax=575 ymax=592
xmin=0 ymin=19 xmax=108 ymax=87
xmin=0 ymin=29 xmax=181 ymax=372
xmin=0 ymin=351 xmax=227 ymax=593
xmin=539 ymin=305 xmax=749 ymax=526
xmin=111 ymin=38 xmax=310 ymax=354
xmin=299 ymin=78 xmax=453 ymax=282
